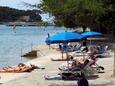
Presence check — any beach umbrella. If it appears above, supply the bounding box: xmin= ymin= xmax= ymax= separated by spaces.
xmin=81 ymin=31 xmax=102 ymax=38
xmin=45 ymin=31 xmax=84 ymax=69
xmin=45 ymin=31 xmax=84 ymax=59
xmin=46 ymin=31 xmax=84 ymax=44
xmin=81 ymin=31 xmax=102 ymax=45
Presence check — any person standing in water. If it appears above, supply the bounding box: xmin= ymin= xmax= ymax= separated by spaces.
xmin=13 ymin=24 xmax=16 ymax=33
xmin=46 ymin=33 xmax=50 ymax=49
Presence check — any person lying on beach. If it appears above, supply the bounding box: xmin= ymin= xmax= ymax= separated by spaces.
xmin=0 ymin=63 xmax=38 ymax=73
xmin=2 ymin=66 xmax=21 ymax=72
xmin=44 ymin=75 xmax=62 ymax=80
xmin=51 ymin=55 xmax=74 ymax=61
xmin=58 ymin=59 xmax=82 ymax=71
xmin=59 ymin=58 xmax=90 ymax=71
xmin=58 ymin=59 xmax=90 ymax=80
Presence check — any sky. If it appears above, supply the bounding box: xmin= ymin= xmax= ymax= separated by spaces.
xmin=0 ymin=0 xmax=40 ymax=10
xmin=0 ymin=0 xmax=54 ymax=21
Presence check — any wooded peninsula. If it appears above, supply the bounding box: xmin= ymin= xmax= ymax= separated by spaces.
xmin=0 ymin=7 xmax=42 ymax=22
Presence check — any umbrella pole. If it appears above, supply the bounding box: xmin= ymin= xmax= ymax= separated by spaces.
xmin=90 ymin=40 xmax=91 ymax=45
xmin=66 ymin=52 xmax=70 ymax=71
xmin=62 ymin=50 xmax=64 ymax=60
xmin=66 ymin=44 xmax=70 ymax=70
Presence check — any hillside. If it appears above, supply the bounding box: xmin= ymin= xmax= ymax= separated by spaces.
xmin=0 ymin=7 xmax=42 ymax=22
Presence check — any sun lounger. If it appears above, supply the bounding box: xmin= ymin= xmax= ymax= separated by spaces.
xmin=91 ymin=45 xmax=111 ymax=57
xmin=58 ymin=59 xmax=90 ymax=79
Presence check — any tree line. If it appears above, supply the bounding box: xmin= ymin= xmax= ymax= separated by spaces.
xmin=0 ymin=6 xmax=42 ymax=22
xmin=38 ymin=0 xmax=115 ymax=36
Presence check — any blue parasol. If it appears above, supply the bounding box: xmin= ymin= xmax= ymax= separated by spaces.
xmin=81 ymin=31 xmax=102 ymax=38
xmin=45 ymin=31 xmax=85 ymax=61
xmin=46 ymin=31 xmax=84 ymax=44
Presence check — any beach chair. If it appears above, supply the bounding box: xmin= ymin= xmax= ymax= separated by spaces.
xmin=73 ymin=43 xmax=82 ymax=51
xmin=67 ymin=43 xmax=82 ymax=52
xmin=88 ymin=58 xmax=104 ymax=73
xmin=85 ymin=53 xmax=104 ymax=73
xmin=97 ymin=45 xmax=111 ymax=57
xmin=71 ymin=46 xmax=91 ymax=58
xmin=58 ymin=59 xmax=91 ymax=79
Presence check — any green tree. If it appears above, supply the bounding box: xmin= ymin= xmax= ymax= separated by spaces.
xmin=39 ymin=0 xmax=115 ymax=35
xmin=97 ymin=0 xmax=115 ymax=35
xmin=37 ymin=21 xmax=48 ymax=26
xmin=39 ymin=0 xmax=105 ymax=31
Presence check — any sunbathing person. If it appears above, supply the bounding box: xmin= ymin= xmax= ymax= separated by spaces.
xmin=51 ymin=55 xmax=73 ymax=61
xmin=58 ymin=60 xmax=89 ymax=79
xmin=2 ymin=66 xmax=21 ymax=72
xmin=19 ymin=64 xmax=38 ymax=72
xmin=0 ymin=63 xmax=38 ymax=73
xmin=59 ymin=59 xmax=89 ymax=71
xmin=58 ymin=59 xmax=82 ymax=71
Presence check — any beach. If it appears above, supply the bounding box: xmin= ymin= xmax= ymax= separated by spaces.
xmin=0 ymin=0 xmax=114 ymax=85
xmin=0 ymin=44 xmax=115 ymax=86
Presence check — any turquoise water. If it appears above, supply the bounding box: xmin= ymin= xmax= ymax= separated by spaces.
xmin=0 ymin=25 xmax=67 ymax=68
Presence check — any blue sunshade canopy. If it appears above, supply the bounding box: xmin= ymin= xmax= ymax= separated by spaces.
xmin=81 ymin=31 xmax=102 ymax=38
xmin=46 ymin=32 xmax=84 ymax=44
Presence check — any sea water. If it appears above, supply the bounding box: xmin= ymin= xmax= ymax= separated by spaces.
xmin=0 ymin=25 xmax=68 ymax=68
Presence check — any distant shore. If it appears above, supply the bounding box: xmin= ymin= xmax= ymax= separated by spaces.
xmin=0 ymin=22 xmax=55 ymax=27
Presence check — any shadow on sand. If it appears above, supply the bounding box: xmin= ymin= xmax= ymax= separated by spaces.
xmin=87 ymin=74 xmax=99 ymax=80
xmin=93 ymin=82 xmax=115 ymax=86
xmin=44 ymin=74 xmax=99 ymax=81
